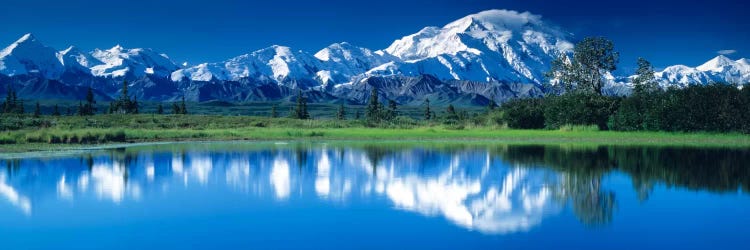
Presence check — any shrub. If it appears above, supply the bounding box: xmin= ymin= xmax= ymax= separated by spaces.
xmin=544 ymin=93 xmax=619 ymax=130
xmin=498 ymin=98 xmax=545 ymax=129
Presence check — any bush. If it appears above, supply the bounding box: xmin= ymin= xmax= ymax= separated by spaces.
xmin=498 ymin=98 xmax=545 ymax=129
xmin=544 ymin=93 xmax=619 ymax=130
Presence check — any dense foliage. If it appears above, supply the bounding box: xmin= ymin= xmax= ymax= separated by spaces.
xmin=497 ymin=84 xmax=750 ymax=133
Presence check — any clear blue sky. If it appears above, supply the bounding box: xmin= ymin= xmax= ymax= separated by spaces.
xmin=1 ymin=0 xmax=747 ymax=73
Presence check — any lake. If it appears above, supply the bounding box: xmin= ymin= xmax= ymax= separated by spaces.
xmin=1 ymin=141 xmax=748 ymax=249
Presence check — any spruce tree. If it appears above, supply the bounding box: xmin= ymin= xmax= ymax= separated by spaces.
xmin=78 ymin=101 xmax=84 ymax=116
xmin=337 ymin=103 xmax=346 ymax=120
xmin=172 ymin=103 xmax=181 ymax=114
xmin=294 ymin=90 xmax=309 ymax=119
xmin=386 ymin=100 xmax=398 ymax=120
xmin=180 ymin=96 xmax=187 ymax=114
xmin=3 ymin=86 xmax=13 ymax=113
xmin=18 ymin=99 xmax=24 ymax=114
xmin=66 ymin=106 xmax=72 ymax=116
xmin=355 ymin=109 xmax=361 ymax=120
xmin=424 ymin=99 xmax=431 ymax=120
xmin=133 ymin=96 xmax=139 ymax=114
xmin=365 ymin=88 xmax=380 ymax=124
xmin=52 ymin=104 xmax=61 ymax=116
xmin=157 ymin=104 xmax=164 ymax=114
xmin=34 ymin=101 xmax=41 ymax=117
xmin=270 ymin=104 xmax=278 ymax=118
xmin=446 ymin=104 xmax=459 ymax=121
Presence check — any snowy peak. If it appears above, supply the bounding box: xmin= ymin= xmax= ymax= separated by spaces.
xmin=90 ymin=45 xmax=178 ymax=78
xmin=173 ymin=45 xmax=323 ymax=84
xmin=697 ymin=55 xmax=737 ymax=72
xmin=56 ymin=46 xmax=101 ymax=74
xmin=0 ymin=33 xmax=65 ymax=79
xmin=657 ymin=55 xmax=750 ymax=86
xmin=382 ymin=9 xmax=572 ymax=84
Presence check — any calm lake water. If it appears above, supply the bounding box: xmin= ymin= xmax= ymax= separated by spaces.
xmin=1 ymin=142 xmax=748 ymax=249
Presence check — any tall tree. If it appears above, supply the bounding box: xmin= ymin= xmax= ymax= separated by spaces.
xmin=34 ymin=101 xmax=41 ymax=117
xmin=424 ymin=99 xmax=432 ymax=120
xmin=172 ymin=103 xmax=181 ymax=114
xmin=337 ymin=103 xmax=346 ymax=120
xmin=387 ymin=100 xmax=398 ymax=120
xmin=365 ymin=88 xmax=380 ymax=123
xmin=547 ymin=37 xmax=619 ymax=95
xmin=133 ymin=96 xmax=139 ymax=114
xmin=157 ymin=104 xmax=164 ymax=114
xmin=52 ymin=104 xmax=61 ymax=116
xmin=355 ymin=109 xmax=361 ymax=120
xmin=270 ymin=104 xmax=279 ymax=118
xmin=294 ymin=90 xmax=309 ymax=119
xmin=76 ymin=87 xmax=97 ymax=116
xmin=632 ymin=57 xmax=658 ymax=95
xmin=180 ymin=96 xmax=187 ymax=114
xmin=446 ymin=104 xmax=459 ymax=121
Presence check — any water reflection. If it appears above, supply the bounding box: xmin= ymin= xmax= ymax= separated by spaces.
xmin=1 ymin=143 xmax=748 ymax=234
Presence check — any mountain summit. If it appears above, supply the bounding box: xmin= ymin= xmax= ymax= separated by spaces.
xmin=0 ymin=10 xmax=747 ymax=104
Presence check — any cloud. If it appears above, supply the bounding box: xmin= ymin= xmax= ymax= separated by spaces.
xmin=717 ymin=50 xmax=737 ymax=55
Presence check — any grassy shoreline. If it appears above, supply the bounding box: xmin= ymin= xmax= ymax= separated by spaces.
xmin=2 ymin=127 xmax=750 ymax=153
xmin=2 ymin=114 xmax=750 ymax=153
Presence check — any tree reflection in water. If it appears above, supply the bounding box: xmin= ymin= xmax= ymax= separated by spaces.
xmin=0 ymin=143 xmax=748 ymax=233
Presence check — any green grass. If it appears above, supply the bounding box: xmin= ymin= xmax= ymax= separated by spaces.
xmin=2 ymin=114 xmax=750 ymax=153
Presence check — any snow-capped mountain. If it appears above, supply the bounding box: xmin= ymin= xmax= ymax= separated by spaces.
xmin=1 ymin=9 xmax=748 ymax=104
xmin=57 ymin=46 xmax=102 ymax=74
xmin=380 ymin=9 xmax=573 ymax=84
xmin=89 ymin=45 xmax=178 ymax=78
xmin=656 ymin=55 xmax=750 ymax=87
xmin=0 ymin=34 xmax=65 ymax=79
xmin=171 ymin=45 xmax=322 ymax=88
xmin=313 ymin=42 xmax=397 ymax=85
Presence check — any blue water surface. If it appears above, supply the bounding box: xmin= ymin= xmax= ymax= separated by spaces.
xmin=0 ymin=142 xmax=748 ymax=249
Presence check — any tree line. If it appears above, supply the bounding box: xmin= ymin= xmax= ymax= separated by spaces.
xmin=499 ymin=37 xmax=750 ymax=133
xmin=1 ymin=80 xmax=188 ymax=116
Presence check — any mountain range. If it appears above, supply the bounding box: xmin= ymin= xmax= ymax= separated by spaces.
xmin=1 ymin=9 xmax=748 ymax=105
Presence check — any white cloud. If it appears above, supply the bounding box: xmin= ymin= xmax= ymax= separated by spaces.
xmin=717 ymin=49 xmax=737 ymax=55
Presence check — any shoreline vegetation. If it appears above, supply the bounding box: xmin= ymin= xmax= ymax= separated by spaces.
xmin=1 ymin=114 xmax=750 ymax=153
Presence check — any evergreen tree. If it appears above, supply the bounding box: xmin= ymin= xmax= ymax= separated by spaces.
xmin=180 ymin=96 xmax=187 ymax=114
xmin=270 ymin=104 xmax=279 ymax=118
xmin=3 ymin=86 xmax=12 ymax=113
xmin=365 ymin=88 xmax=380 ymax=124
xmin=52 ymin=104 xmax=61 ymax=116
xmin=18 ymin=99 xmax=24 ymax=114
xmin=355 ymin=109 xmax=361 ymax=120
xmin=78 ymin=101 xmax=84 ymax=116
xmin=337 ymin=103 xmax=346 ymax=120
xmin=424 ymin=99 xmax=432 ymax=120
xmin=632 ymin=57 xmax=658 ymax=95
xmin=34 ymin=101 xmax=41 ymax=117
xmin=547 ymin=37 xmax=619 ymax=95
xmin=172 ymin=103 xmax=181 ymax=114
xmin=157 ymin=104 xmax=164 ymax=114
xmin=446 ymin=104 xmax=459 ymax=121
xmin=294 ymin=90 xmax=309 ymax=119
xmin=66 ymin=106 xmax=72 ymax=116
xmin=133 ymin=96 xmax=139 ymax=114
xmin=386 ymin=100 xmax=398 ymax=120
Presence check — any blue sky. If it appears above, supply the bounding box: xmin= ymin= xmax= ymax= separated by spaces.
xmin=1 ymin=0 xmax=747 ymax=73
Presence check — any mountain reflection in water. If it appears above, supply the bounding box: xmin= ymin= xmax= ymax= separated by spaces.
xmin=1 ymin=143 xmax=748 ymax=234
